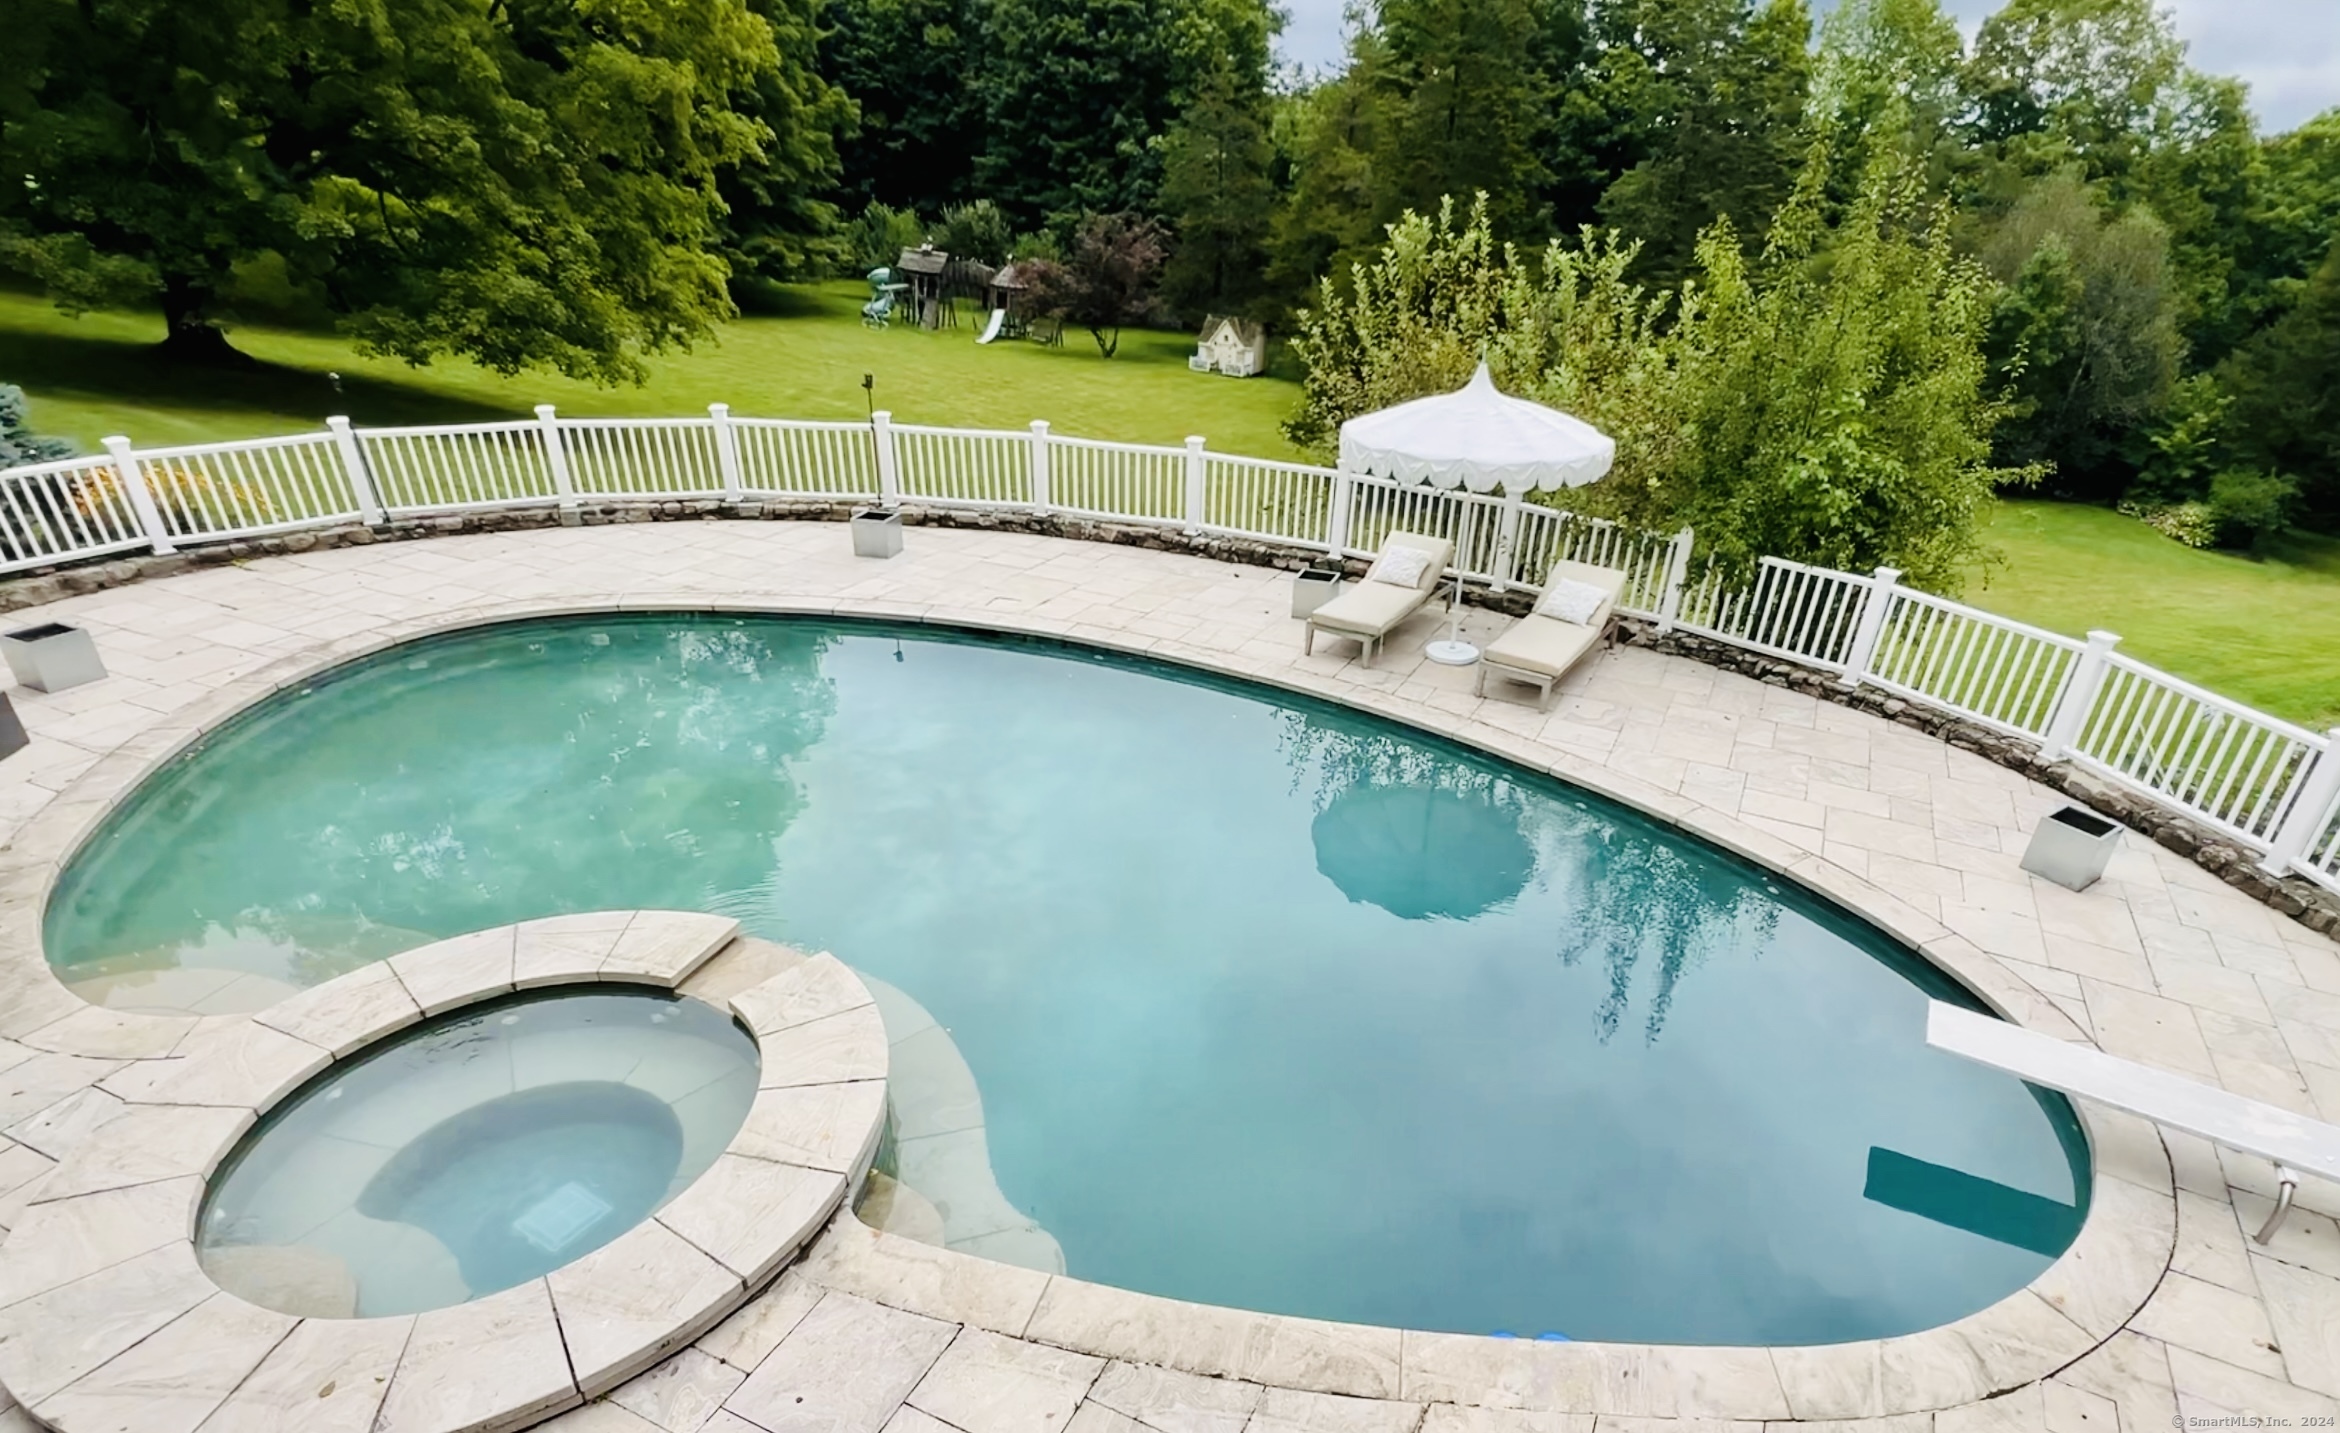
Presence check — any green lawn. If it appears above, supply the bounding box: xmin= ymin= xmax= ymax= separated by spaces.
xmin=0 ymin=283 xmax=1311 ymax=459
xmin=1965 ymin=501 xmax=2340 ymax=731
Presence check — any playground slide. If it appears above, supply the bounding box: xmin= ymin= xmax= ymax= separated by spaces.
xmin=975 ymin=308 xmax=1007 ymax=344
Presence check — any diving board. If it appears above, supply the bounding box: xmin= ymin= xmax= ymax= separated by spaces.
xmin=1927 ymin=998 xmax=2340 ymax=1241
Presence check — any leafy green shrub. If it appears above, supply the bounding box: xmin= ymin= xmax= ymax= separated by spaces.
xmin=845 ymin=203 xmax=928 ymax=276
xmin=936 ymin=201 xmax=1014 ymax=267
xmin=2207 ymin=468 xmax=2298 ymax=552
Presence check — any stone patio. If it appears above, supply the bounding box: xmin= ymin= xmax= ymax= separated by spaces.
xmin=0 ymin=519 xmax=2331 ymax=1431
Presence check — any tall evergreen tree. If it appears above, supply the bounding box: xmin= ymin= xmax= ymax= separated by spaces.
xmin=1159 ymin=58 xmax=1279 ymax=322
xmin=1374 ymin=0 xmax=1568 ymax=242
xmin=820 ymin=0 xmax=983 ymax=215
xmin=966 ymin=0 xmax=1273 ymax=228
xmin=2222 ymin=242 xmax=2340 ymax=526
xmin=1267 ymin=39 xmax=1396 ymax=309
xmin=1587 ymin=0 xmax=1816 ymax=284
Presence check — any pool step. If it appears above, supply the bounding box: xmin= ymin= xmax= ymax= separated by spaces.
xmin=856 ymin=974 xmax=1067 ymax=1275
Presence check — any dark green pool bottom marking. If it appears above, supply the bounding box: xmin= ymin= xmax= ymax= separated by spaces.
xmin=1864 ymin=1147 xmax=2084 ymax=1257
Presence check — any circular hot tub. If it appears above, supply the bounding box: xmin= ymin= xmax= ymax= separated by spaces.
xmin=198 ymin=986 xmax=760 ymax=1317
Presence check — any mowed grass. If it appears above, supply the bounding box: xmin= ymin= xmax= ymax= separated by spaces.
xmin=0 ymin=282 xmax=1311 ymax=458
xmin=1964 ymin=501 xmax=2340 ymax=730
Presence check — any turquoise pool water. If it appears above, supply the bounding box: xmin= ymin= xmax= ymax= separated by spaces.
xmin=51 ymin=615 xmax=2087 ymax=1344
xmin=196 ymin=987 xmax=760 ymax=1316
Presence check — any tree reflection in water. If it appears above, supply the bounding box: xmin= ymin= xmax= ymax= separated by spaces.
xmin=49 ymin=618 xmax=841 ymax=1002
xmin=1281 ymin=709 xmax=1775 ymax=1043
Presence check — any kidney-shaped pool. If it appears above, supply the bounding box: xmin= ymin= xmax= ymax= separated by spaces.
xmin=48 ymin=614 xmax=2086 ymax=1345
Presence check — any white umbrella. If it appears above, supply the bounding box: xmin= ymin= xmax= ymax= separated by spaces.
xmin=1337 ymin=363 xmax=1615 ymax=495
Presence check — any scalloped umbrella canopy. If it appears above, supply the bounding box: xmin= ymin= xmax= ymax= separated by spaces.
xmin=1337 ymin=364 xmax=1616 ymax=494
xmin=1310 ymin=780 xmax=1536 ymax=921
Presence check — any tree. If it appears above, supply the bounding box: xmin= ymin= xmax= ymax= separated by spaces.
xmin=936 ymin=201 xmax=1015 ymax=265
xmin=1289 ymin=148 xmax=2021 ymax=589
xmin=0 ymin=0 xmax=792 ymax=383
xmin=1809 ymin=0 xmax=1965 ymax=190
xmin=1268 ymin=38 xmax=1398 ymax=308
xmin=845 ymin=203 xmax=930 ymax=275
xmin=2231 ymin=108 xmax=2340 ymax=340
xmin=1977 ymin=169 xmax=2181 ymax=498
xmin=820 ymin=0 xmax=984 ymax=215
xmin=1587 ymin=0 xmax=1816 ymax=284
xmin=1960 ymin=0 xmax=2182 ymax=189
xmin=1374 ymin=0 xmax=1566 ymax=242
xmin=965 ymin=0 xmax=1273 ymax=228
xmin=1159 ymin=57 xmax=1278 ymax=322
xmin=2221 ymin=242 xmax=2340 ymax=528
xmin=0 ymin=385 xmax=73 ymax=468
xmin=2130 ymin=72 xmax=2265 ymax=362
xmin=720 ymin=0 xmax=861 ymax=283
xmin=1022 ymin=212 xmax=1168 ymax=357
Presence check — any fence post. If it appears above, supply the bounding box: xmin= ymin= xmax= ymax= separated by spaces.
xmin=100 ymin=436 xmax=175 ymax=555
xmin=709 ymin=403 xmax=744 ymax=503
xmin=1029 ymin=421 xmax=1052 ymax=516
xmin=2040 ymin=629 xmax=2121 ymax=763
xmin=1325 ymin=468 xmax=1354 ymax=560
xmin=2261 ymin=731 xmax=2340 ymax=877
xmin=1655 ymin=527 xmax=1694 ymax=633
xmin=1491 ymin=496 xmax=1523 ymax=594
xmin=1837 ymin=566 xmax=1902 ymax=689
xmin=324 ymin=416 xmax=385 ymax=524
xmin=1183 ymin=436 xmax=1207 ymax=537
xmin=535 ymin=404 xmax=579 ymax=513
xmin=871 ymin=410 xmax=902 ymax=507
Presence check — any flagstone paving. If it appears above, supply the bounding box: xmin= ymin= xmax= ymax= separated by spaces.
xmin=0 ymin=519 xmax=2331 ymax=1430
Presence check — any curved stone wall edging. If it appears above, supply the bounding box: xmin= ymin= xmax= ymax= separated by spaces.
xmin=0 ymin=911 xmax=888 ymax=1433
xmin=0 ymin=588 xmax=2174 ymax=1417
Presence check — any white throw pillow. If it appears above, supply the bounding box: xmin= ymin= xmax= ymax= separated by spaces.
xmin=1366 ymin=545 xmax=1434 ymax=589
xmin=1535 ymin=577 xmax=1608 ymax=625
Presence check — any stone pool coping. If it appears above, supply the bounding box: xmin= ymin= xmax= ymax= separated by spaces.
xmin=0 ymin=912 xmax=889 ymax=1433
xmin=0 ymin=589 xmax=2180 ymax=1424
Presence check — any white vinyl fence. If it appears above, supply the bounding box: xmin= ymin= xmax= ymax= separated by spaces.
xmin=4 ymin=404 xmax=2335 ymax=901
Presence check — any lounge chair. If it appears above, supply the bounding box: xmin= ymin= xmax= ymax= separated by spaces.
xmin=1474 ymin=560 xmax=1626 ymax=708
xmin=1303 ymin=531 xmax=1456 ymax=668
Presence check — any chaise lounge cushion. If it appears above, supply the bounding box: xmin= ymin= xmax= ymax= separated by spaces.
xmin=1483 ymin=614 xmax=1602 ymax=678
xmin=1310 ymin=578 xmax=1435 ymax=637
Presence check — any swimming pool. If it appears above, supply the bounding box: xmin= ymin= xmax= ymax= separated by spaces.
xmin=48 ymin=614 xmax=2087 ymax=1344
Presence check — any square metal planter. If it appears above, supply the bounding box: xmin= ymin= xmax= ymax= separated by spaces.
xmin=1 ymin=622 xmax=106 ymax=693
xmin=2020 ymin=806 xmax=2123 ymax=892
xmin=1292 ymin=566 xmax=1344 ymax=620
xmin=0 ymin=691 xmax=25 ymax=762
xmin=851 ymin=507 xmax=904 ymax=559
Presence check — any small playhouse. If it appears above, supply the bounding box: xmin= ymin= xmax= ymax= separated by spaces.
xmin=1191 ymin=315 xmax=1268 ymax=377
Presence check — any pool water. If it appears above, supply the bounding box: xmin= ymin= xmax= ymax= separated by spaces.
xmin=196 ymin=988 xmax=759 ymax=1317
xmin=54 ymin=615 xmax=2087 ymax=1344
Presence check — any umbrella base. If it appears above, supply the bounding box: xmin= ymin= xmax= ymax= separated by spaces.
xmin=1424 ymin=639 xmax=1481 ymax=666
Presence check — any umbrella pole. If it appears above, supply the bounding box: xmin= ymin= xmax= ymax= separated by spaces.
xmin=1424 ymin=573 xmax=1481 ymax=667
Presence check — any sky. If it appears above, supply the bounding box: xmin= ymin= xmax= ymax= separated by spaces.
xmin=1274 ymin=0 xmax=2340 ymax=134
